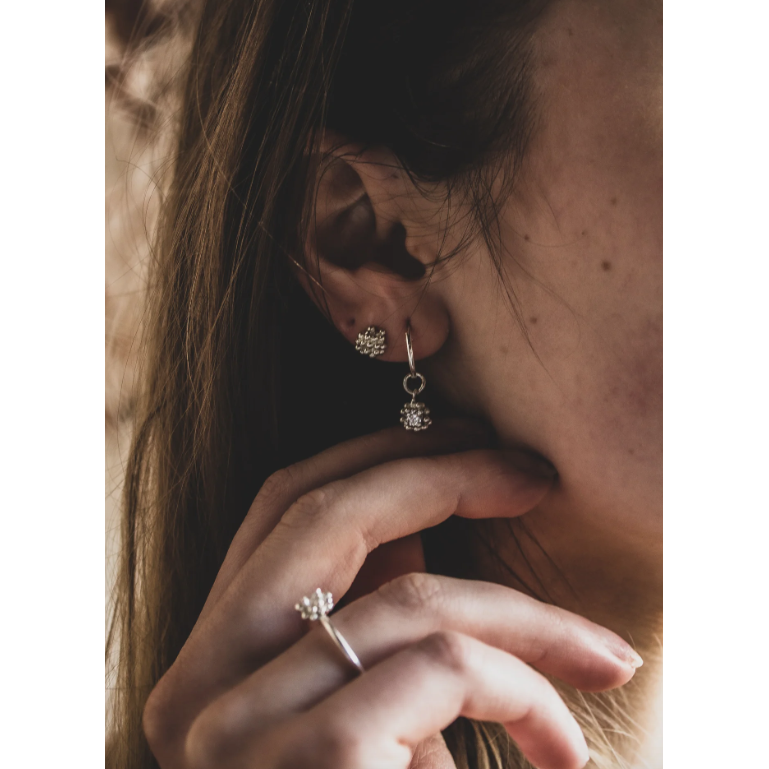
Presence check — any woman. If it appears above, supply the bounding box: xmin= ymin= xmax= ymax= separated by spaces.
xmin=108 ymin=0 xmax=662 ymax=767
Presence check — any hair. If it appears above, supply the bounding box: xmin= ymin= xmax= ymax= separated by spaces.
xmin=106 ymin=1 xmax=646 ymax=767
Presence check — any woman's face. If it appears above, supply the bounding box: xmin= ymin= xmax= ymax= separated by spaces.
xmin=425 ymin=0 xmax=663 ymax=622
xmin=306 ymin=0 xmax=662 ymax=628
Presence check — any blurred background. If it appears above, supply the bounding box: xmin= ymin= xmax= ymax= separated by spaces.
xmin=105 ymin=0 xmax=198 ymax=678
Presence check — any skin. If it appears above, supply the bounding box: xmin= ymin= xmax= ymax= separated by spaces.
xmin=144 ymin=424 xmax=640 ymax=769
xmin=432 ymin=0 xmax=663 ymax=637
xmin=315 ymin=0 xmax=662 ymax=639
xmin=143 ymin=0 xmax=662 ymax=767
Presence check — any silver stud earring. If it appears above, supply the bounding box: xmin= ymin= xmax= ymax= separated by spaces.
xmin=400 ymin=323 xmax=432 ymax=431
xmin=355 ymin=326 xmax=387 ymax=358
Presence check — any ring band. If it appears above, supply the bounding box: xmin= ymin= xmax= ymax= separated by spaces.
xmin=319 ymin=616 xmax=365 ymax=673
xmin=295 ymin=588 xmax=365 ymax=674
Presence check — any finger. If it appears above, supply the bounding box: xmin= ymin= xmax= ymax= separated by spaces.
xmin=186 ymin=695 xmax=457 ymax=769
xmin=224 ymin=449 xmax=555 ymax=659
xmin=211 ymin=575 xmax=637 ymax=734
xmin=167 ymin=449 xmax=555 ymax=727
xmin=273 ymin=632 xmax=589 ymax=769
xmin=201 ymin=419 xmax=493 ymax=619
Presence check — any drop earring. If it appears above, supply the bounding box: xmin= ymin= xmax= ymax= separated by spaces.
xmin=400 ymin=323 xmax=432 ymax=431
xmin=355 ymin=326 xmax=386 ymax=358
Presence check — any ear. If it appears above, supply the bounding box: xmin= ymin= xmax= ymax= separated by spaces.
xmin=294 ymin=136 xmax=451 ymax=364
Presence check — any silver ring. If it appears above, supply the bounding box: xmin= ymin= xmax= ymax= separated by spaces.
xmin=295 ymin=589 xmax=365 ymax=674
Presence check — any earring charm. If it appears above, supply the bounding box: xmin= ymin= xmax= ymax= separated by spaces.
xmin=400 ymin=324 xmax=432 ymax=431
xmin=355 ymin=326 xmax=387 ymax=358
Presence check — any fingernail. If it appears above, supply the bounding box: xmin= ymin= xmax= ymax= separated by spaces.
xmin=609 ymin=642 xmax=644 ymax=670
xmin=502 ymin=449 xmax=558 ymax=479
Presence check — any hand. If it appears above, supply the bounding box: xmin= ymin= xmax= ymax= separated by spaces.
xmin=142 ymin=420 xmax=640 ymax=769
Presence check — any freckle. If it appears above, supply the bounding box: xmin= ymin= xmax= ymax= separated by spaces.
xmin=601 ymin=261 xmax=612 ymax=272
xmin=581 ymin=230 xmax=587 ymax=237
xmin=610 ymin=197 xmax=618 ymax=206
xmin=628 ymin=448 xmax=635 ymax=455
xmin=567 ymin=28 xmax=574 ymax=37
xmin=500 ymin=345 xmax=509 ymax=354
xmin=529 ymin=316 xmax=538 ymax=325
xmin=524 ymin=234 xmax=530 ymax=242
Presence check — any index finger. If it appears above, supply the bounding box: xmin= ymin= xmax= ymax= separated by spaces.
xmin=165 ymin=447 xmax=555 ymax=731
xmin=219 ymin=448 xmax=555 ymax=657
xmin=202 ymin=419 xmax=493 ymax=619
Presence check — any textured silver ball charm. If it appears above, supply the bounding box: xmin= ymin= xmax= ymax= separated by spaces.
xmin=400 ymin=400 xmax=432 ymax=431
xmin=401 ymin=371 xmax=432 ymax=431
xmin=355 ymin=326 xmax=386 ymax=358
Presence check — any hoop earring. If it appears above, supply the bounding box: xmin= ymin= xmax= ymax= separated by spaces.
xmin=355 ymin=326 xmax=386 ymax=358
xmin=400 ymin=323 xmax=432 ymax=431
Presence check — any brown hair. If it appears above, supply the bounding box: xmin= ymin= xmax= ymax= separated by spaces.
xmin=106 ymin=1 xmax=640 ymax=767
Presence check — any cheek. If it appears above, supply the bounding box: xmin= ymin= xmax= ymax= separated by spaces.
xmin=542 ymin=319 xmax=663 ymax=530
xmin=516 ymin=311 xmax=663 ymax=540
xmin=503 ymin=262 xmax=662 ymax=499
xmin=504 ymin=177 xmax=662 ymax=467
xmin=594 ymin=315 xmax=663 ymax=455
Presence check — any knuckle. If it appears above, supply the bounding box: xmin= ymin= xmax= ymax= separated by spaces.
xmin=544 ymin=603 xmax=572 ymax=647
xmin=258 ymin=466 xmax=297 ymax=505
xmin=142 ymin=690 xmax=166 ymax=755
xmin=379 ymin=572 xmax=444 ymax=615
xmin=417 ymin=630 xmax=473 ymax=673
xmin=281 ymin=484 xmax=339 ymax=529
xmin=142 ymin=676 xmax=181 ymax=760
xmin=183 ymin=708 xmax=233 ymax=769
xmin=530 ymin=603 xmax=570 ymax=666
xmin=317 ymin=726 xmax=368 ymax=769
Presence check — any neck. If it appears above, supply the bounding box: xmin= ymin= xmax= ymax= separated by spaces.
xmin=483 ymin=479 xmax=662 ymax=636
xmin=467 ymin=507 xmax=662 ymax=768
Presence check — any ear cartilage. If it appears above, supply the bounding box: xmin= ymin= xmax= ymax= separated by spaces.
xmin=400 ymin=324 xmax=432 ymax=431
xmin=355 ymin=326 xmax=387 ymax=358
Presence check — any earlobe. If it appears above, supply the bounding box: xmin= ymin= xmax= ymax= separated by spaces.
xmin=295 ymin=138 xmax=451 ymax=366
xmin=352 ymin=321 xmax=436 ymax=432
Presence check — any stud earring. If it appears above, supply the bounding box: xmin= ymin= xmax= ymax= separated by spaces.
xmin=355 ymin=326 xmax=387 ymax=358
xmin=400 ymin=323 xmax=432 ymax=431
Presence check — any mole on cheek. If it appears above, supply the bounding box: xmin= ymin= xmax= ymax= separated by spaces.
xmin=524 ymin=234 xmax=531 ymax=242
xmin=499 ymin=345 xmax=509 ymax=355
xmin=347 ymin=318 xmax=356 ymax=328
xmin=610 ymin=197 xmax=618 ymax=206
xmin=529 ymin=316 xmax=538 ymax=325
xmin=601 ymin=261 xmax=612 ymax=272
